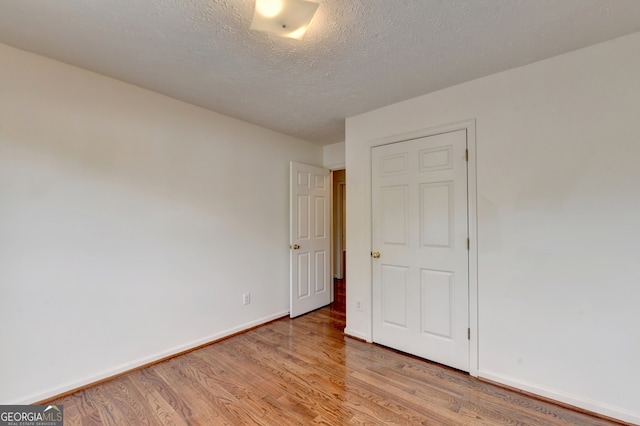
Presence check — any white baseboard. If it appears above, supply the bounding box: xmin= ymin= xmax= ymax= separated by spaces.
xmin=479 ymin=369 xmax=640 ymax=425
xmin=13 ymin=311 xmax=289 ymax=405
xmin=343 ymin=327 xmax=369 ymax=342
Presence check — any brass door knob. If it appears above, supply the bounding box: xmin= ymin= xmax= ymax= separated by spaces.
xmin=290 ymin=244 xmax=300 ymax=250
xmin=371 ymin=251 xmax=381 ymax=259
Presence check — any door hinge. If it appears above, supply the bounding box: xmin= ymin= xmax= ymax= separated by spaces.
xmin=467 ymin=238 xmax=470 ymax=250
xmin=467 ymin=328 xmax=470 ymax=340
xmin=465 ymin=149 xmax=469 ymax=161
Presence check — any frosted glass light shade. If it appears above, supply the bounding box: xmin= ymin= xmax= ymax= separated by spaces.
xmin=250 ymin=0 xmax=319 ymax=40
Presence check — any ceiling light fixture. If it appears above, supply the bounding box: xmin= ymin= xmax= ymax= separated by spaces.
xmin=250 ymin=0 xmax=319 ymax=40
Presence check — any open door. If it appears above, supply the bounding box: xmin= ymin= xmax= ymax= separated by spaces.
xmin=290 ymin=162 xmax=331 ymax=317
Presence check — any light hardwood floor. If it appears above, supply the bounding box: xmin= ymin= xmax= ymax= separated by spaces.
xmin=50 ymin=280 xmax=623 ymax=425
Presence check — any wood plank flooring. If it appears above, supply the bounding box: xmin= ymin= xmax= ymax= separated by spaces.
xmin=51 ymin=280 xmax=623 ymax=425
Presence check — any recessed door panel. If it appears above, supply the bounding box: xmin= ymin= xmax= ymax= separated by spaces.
xmin=380 ymin=153 xmax=409 ymax=176
xmin=297 ymin=195 xmax=310 ymax=240
xmin=314 ymin=174 xmax=326 ymax=190
xmin=419 ymin=146 xmax=453 ymax=172
xmin=315 ymin=250 xmax=326 ymax=293
xmin=421 ymin=269 xmax=453 ymax=338
xmin=298 ymin=252 xmax=310 ymax=298
xmin=420 ymin=182 xmax=454 ymax=248
xmin=315 ymin=196 xmax=326 ymax=238
xmin=381 ymin=186 xmax=408 ymax=246
xmin=381 ymin=265 xmax=409 ymax=328
xmin=298 ymin=171 xmax=310 ymax=187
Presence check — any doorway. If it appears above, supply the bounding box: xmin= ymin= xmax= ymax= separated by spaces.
xmin=332 ymin=169 xmax=346 ymax=280
xmin=332 ymin=169 xmax=346 ymax=313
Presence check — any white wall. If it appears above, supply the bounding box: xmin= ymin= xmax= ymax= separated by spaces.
xmin=345 ymin=32 xmax=640 ymax=423
xmin=0 ymin=43 xmax=322 ymax=404
xmin=323 ymin=141 xmax=345 ymax=170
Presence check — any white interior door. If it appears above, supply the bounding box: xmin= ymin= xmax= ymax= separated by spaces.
xmin=290 ymin=162 xmax=331 ymax=318
xmin=371 ymin=130 xmax=470 ymax=371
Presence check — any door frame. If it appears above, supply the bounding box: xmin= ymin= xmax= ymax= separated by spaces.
xmin=339 ymin=182 xmax=346 ymax=278
xmin=332 ymin=171 xmax=346 ymax=280
xmin=368 ymin=119 xmax=478 ymax=376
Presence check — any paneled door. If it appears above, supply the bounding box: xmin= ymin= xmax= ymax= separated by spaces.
xmin=371 ymin=130 xmax=470 ymax=371
xmin=290 ymin=162 xmax=331 ymax=318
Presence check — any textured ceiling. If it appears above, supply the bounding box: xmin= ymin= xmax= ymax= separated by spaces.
xmin=1 ymin=1 xmax=640 ymax=145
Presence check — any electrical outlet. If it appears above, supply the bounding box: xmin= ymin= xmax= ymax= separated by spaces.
xmin=356 ymin=299 xmax=362 ymax=311
xmin=243 ymin=292 xmax=251 ymax=305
